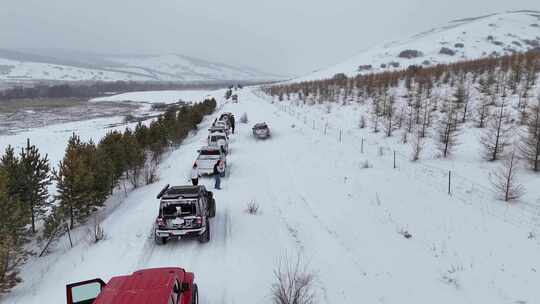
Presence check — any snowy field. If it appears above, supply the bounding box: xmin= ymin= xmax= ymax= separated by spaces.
xmin=2 ymin=88 xmax=540 ymax=304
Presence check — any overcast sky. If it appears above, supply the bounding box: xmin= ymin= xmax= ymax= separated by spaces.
xmin=1 ymin=0 xmax=539 ymax=76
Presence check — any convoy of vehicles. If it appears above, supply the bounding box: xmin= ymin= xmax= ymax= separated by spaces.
xmin=154 ymin=184 xmax=216 ymax=244
xmin=64 ymin=91 xmax=274 ymax=302
xmin=66 ymin=267 xmax=198 ymax=304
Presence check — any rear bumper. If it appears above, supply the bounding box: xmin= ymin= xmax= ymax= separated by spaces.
xmin=254 ymin=133 xmax=270 ymax=138
xmin=198 ymin=168 xmax=214 ymax=175
xmin=155 ymin=227 xmax=206 ymax=238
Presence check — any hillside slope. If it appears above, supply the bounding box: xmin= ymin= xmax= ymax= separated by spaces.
xmin=0 ymin=49 xmax=280 ymax=83
xmin=298 ymin=10 xmax=540 ymax=81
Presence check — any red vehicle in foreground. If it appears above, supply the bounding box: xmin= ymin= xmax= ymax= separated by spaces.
xmin=66 ymin=267 xmax=198 ymax=304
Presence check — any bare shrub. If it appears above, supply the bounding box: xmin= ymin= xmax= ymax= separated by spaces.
xmin=410 ymin=131 xmax=424 ymax=161
xmin=87 ymin=216 xmax=106 ymax=244
xmin=143 ymin=161 xmax=159 ymax=185
xmin=401 ymin=130 xmax=409 ymax=144
xmin=398 ymin=228 xmax=412 ymax=239
xmin=360 ymin=160 xmax=372 ymax=169
xmin=358 ymin=115 xmax=366 ymax=129
xmin=490 ymin=148 xmax=525 ymax=202
xmin=271 ymin=254 xmax=317 ymax=304
xmin=240 ymin=112 xmax=249 ymax=124
xmin=245 ymin=200 xmax=260 ymax=215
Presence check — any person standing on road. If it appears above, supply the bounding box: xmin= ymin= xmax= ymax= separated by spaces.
xmin=191 ymin=163 xmax=200 ymax=186
xmin=213 ymin=160 xmax=222 ymax=189
xmin=230 ymin=115 xmax=235 ymax=134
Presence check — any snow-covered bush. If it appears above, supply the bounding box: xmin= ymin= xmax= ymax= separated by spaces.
xmin=245 ymin=200 xmax=260 ymax=215
xmin=88 ymin=216 xmax=106 ymax=244
xmin=240 ymin=112 xmax=249 ymax=124
xmin=360 ymin=160 xmax=372 ymax=169
xmin=358 ymin=115 xmax=366 ymax=129
xmin=399 ymin=228 xmax=412 ymax=239
xmin=271 ymin=254 xmax=317 ymax=304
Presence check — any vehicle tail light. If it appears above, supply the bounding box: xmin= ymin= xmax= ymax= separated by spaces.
xmin=195 ymin=216 xmax=203 ymax=227
xmin=156 ymin=217 xmax=165 ymax=227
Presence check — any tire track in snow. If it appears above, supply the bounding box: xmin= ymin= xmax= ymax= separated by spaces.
xmin=296 ymin=195 xmax=368 ymax=276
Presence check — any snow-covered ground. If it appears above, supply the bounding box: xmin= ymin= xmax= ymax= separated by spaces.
xmin=297 ymin=10 xmax=540 ymax=81
xmin=3 ymin=88 xmax=540 ymax=304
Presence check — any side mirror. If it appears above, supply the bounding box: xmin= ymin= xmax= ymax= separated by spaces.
xmin=66 ymin=279 xmax=105 ymax=304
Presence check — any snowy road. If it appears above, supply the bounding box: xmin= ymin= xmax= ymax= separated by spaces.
xmin=4 ymin=89 xmax=540 ymax=304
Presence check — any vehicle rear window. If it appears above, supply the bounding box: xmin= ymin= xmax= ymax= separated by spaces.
xmin=211 ymin=136 xmax=226 ymax=141
xmin=255 ymin=125 xmax=267 ymax=130
xmin=200 ymin=150 xmax=221 ymax=156
xmin=163 ymin=202 xmax=197 ymax=216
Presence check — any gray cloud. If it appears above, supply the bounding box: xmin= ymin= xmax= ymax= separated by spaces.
xmin=1 ymin=0 xmax=539 ymax=76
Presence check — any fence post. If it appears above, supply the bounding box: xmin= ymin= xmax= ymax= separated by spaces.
xmin=361 ymin=138 xmax=364 ymax=153
xmin=324 ymin=123 xmax=327 ymax=135
xmin=393 ymin=150 xmax=396 ymax=169
xmin=339 ymin=129 xmax=342 ymax=143
xmin=448 ymin=170 xmax=451 ymax=195
xmin=312 ymin=120 xmax=315 ymax=130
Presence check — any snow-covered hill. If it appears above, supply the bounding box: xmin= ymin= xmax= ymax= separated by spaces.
xmin=0 ymin=49 xmax=280 ymax=83
xmin=298 ymin=10 xmax=540 ymax=81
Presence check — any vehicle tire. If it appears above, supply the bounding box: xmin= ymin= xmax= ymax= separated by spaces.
xmin=155 ymin=234 xmax=167 ymax=245
xmin=191 ymin=284 xmax=199 ymax=304
xmin=209 ymin=199 xmax=216 ymax=218
xmin=199 ymin=222 xmax=210 ymax=243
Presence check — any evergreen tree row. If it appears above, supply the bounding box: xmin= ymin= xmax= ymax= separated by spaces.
xmin=0 ymin=97 xmax=216 ymax=293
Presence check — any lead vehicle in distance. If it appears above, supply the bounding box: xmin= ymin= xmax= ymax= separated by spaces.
xmin=66 ymin=267 xmax=198 ymax=304
xmin=252 ymin=122 xmax=271 ymax=139
xmin=154 ymin=185 xmax=216 ymax=244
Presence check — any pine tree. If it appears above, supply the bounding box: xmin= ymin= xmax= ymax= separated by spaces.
xmin=0 ymin=146 xmax=23 ymax=199
xmin=19 ymin=139 xmax=52 ymax=233
xmin=122 ymin=129 xmax=145 ymax=188
xmin=55 ymin=134 xmax=93 ymax=229
xmin=519 ymin=98 xmax=540 ymax=171
xmin=0 ymin=169 xmax=29 ymax=293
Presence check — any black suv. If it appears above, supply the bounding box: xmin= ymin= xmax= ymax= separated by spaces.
xmin=154 ymin=185 xmax=216 ymax=245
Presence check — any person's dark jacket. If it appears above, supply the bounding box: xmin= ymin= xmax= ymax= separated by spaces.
xmin=213 ymin=162 xmax=220 ymax=175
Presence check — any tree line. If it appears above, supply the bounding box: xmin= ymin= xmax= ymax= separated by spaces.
xmin=0 ymin=81 xmax=232 ymax=101
xmin=0 ymin=97 xmax=216 ymax=293
xmin=264 ymin=51 xmax=540 ymax=201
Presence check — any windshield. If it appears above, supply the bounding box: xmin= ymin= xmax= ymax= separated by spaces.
xmin=211 ymin=136 xmax=226 ymax=141
xmin=200 ymin=150 xmax=221 ymax=156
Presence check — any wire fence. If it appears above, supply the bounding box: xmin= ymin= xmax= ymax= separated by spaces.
xmin=256 ymin=91 xmax=540 ymax=231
